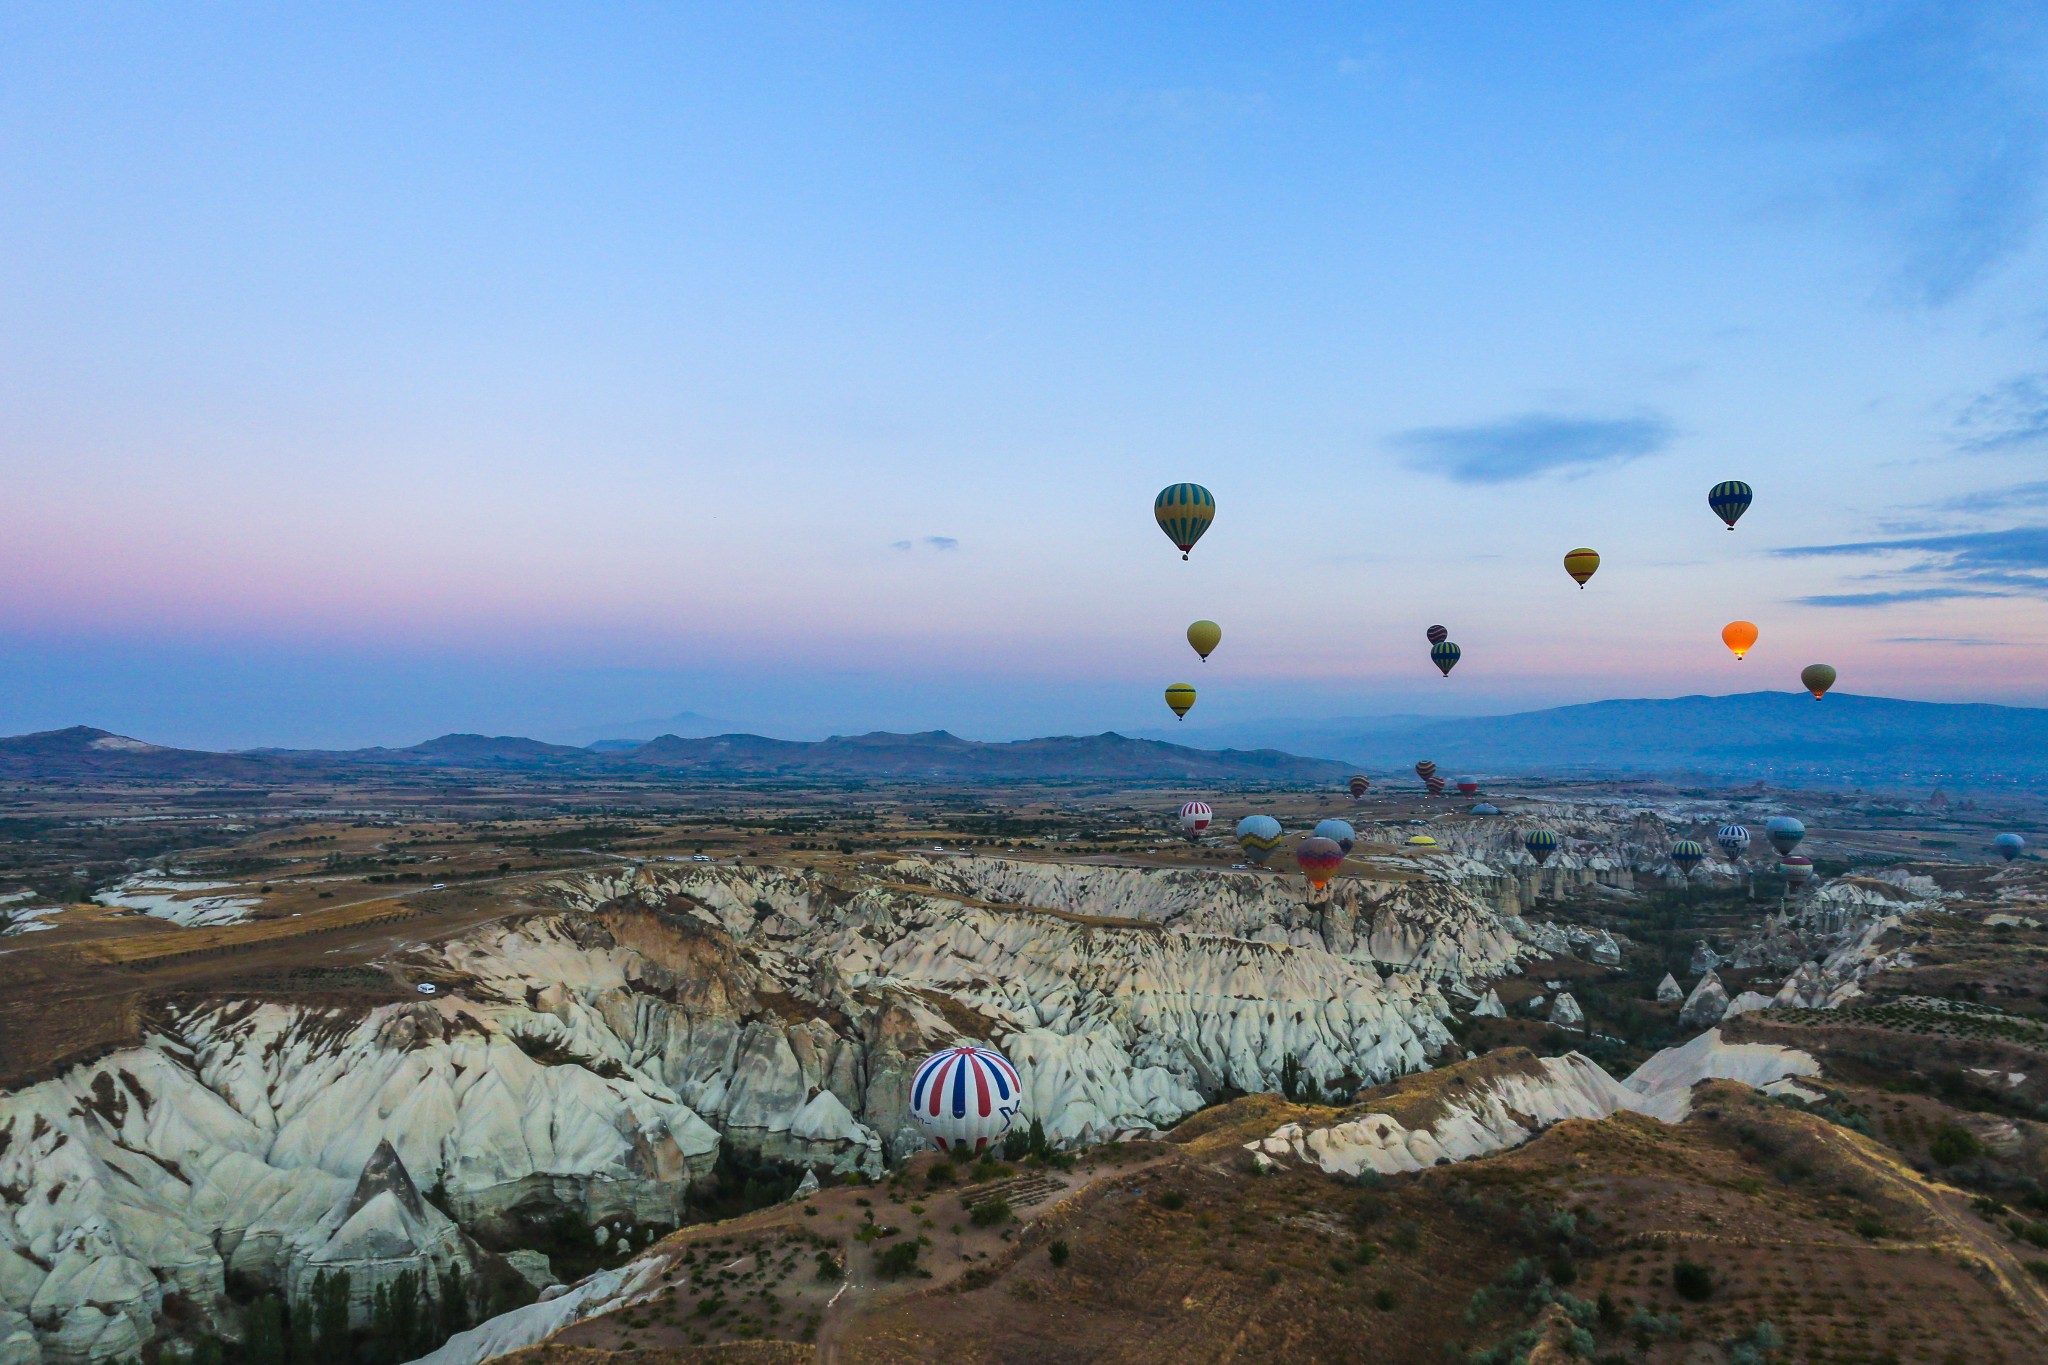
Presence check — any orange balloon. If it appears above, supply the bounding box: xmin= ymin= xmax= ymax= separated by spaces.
xmin=1721 ymin=620 xmax=1758 ymax=660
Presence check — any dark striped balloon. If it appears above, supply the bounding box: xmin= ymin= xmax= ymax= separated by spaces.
xmin=1426 ymin=624 xmax=1448 ymax=644
xmin=1414 ymin=760 xmax=1437 ymax=780
xmin=1348 ymin=775 xmax=1370 ymax=799
xmin=1709 ymin=480 xmax=1752 ymax=530
xmin=1671 ymin=839 xmax=1706 ymax=876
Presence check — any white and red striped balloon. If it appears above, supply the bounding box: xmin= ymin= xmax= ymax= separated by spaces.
xmin=907 ymin=1045 xmax=1025 ymax=1155
xmin=1179 ymin=801 xmax=1213 ymax=836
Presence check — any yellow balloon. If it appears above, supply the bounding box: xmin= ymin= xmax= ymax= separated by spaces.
xmin=1563 ymin=548 xmax=1600 ymax=588
xmin=1186 ymin=620 xmax=1221 ymax=661
xmin=1164 ymin=683 xmax=1197 ymax=719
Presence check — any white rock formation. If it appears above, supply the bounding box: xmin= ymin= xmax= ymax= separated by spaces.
xmin=1655 ymin=973 xmax=1683 ymax=1003
xmin=1251 ymin=1029 xmax=1817 ymax=1177
xmin=1547 ymin=993 xmax=1585 ymax=1030
xmin=1472 ymin=989 xmax=1505 ymax=1018
xmin=1679 ymin=972 xmax=1730 ymax=1030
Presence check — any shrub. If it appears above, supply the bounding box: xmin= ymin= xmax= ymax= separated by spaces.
xmin=1389 ymin=1223 xmax=1421 ymax=1254
xmin=1930 ymin=1124 xmax=1982 ymax=1166
xmin=1371 ymin=1287 xmax=1397 ymax=1311
xmin=1672 ymin=1261 xmax=1714 ymax=1301
xmin=2024 ymin=1261 xmax=2048 ymax=1284
xmin=969 ymin=1197 xmax=1011 ymax=1228
xmin=926 ymin=1161 xmax=957 ymax=1186
xmin=1853 ymin=1214 xmax=1889 ymax=1240
xmin=1048 ymin=1240 xmax=1070 ymax=1268
xmin=1156 ymin=1190 xmax=1186 ymax=1211
xmin=874 ymin=1242 xmax=920 ymax=1279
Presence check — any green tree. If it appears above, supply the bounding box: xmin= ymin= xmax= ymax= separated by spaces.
xmin=245 ymin=1296 xmax=287 ymax=1365
xmin=312 ymin=1269 xmax=353 ymax=1365
xmin=289 ymin=1292 xmax=315 ymax=1365
xmin=1027 ymin=1117 xmax=1048 ymax=1158
xmin=437 ymin=1266 xmax=472 ymax=1340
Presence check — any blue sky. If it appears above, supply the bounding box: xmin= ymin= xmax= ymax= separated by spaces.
xmin=3 ymin=2 xmax=2047 ymax=748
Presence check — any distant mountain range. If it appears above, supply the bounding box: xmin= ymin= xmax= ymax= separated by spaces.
xmin=0 ymin=726 xmax=1352 ymax=785
xmin=1151 ymin=691 xmax=2048 ymax=788
xmin=8 ymin=690 xmax=2045 ymax=789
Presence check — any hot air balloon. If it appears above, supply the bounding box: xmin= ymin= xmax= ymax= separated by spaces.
xmin=1471 ymin=803 xmax=1500 ymax=816
xmin=1563 ymin=548 xmax=1600 ymax=588
xmin=1709 ymin=481 xmax=1753 ymax=530
xmin=1235 ymin=815 xmax=1284 ymax=864
xmin=1523 ymin=829 xmax=1559 ymax=865
xmin=1348 ymin=775 xmax=1370 ymax=800
xmin=1179 ymin=801 xmax=1213 ymax=838
xmin=1431 ymin=641 xmax=1461 ymax=676
xmin=1994 ymin=832 xmax=2027 ymax=863
xmin=1716 ymin=824 xmax=1751 ymax=860
xmin=1456 ymin=778 xmax=1479 ymax=795
xmin=1779 ymin=855 xmax=1814 ymax=893
xmin=1671 ymin=840 xmax=1706 ymax=877
xmin=1722 ymin=621 xmax=1758 ymax=661
xmin=1296 ymin=836 xmax=1344 ymax=891
xmin=1800 ymin=664 xmax=1836 ymax=699
xmin=1425 ymin=775 xmax=1446 ymax=796
xmin=1165 ymin=683 xmax=1196 ymax=719
xmin=1426 ymin=625 xmax=1448 ymax=645
xmin=1415 ymin=760 xmax=1437 ymax=782
xmin=1407 ymin=834 xmax=1438 ymax=847
xmin=1154 ymin=484 xmax=1215 ymax=559
xmin=1313 ymin=818 xmax=1357 ymax=853
xmin=1187 ymin=620 xmax=1221 ymax=662
xmin=1765 ymin=816 xmax=1805 ymax=857
xmin=908 ymin=1045 xmax=1024 ymax=1155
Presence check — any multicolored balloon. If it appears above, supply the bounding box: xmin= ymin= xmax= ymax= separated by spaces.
xmin=1348 ymin=774 xmax=1370 ymax=800
xmin=1431 ymin=641 xmax=1461 ymax=676
xmin=1523 ymin=829 xmax=1560 ymax=865
xmin=1671 ymin=840 xmax=1706 ymax=876
xmin=1415 ymin=760 xmax=1437 ymax=781
xmin=1179 ymin=801 xmax=1213 ymax=837
xmin=1779 ymin=854 xmax=1814 ymax=893
xmin=1722 ymin=621 xmax=1758 ymax=660
xmin=908 ymin=1045 xmax=1024 ymax=1155
xmin=1295 ymin=836 xmax=1345 ymax=890
xmin=1716 ymin=824 xmax=1751 ymax=860
xmin=1426 ymin=624 xmax=1448 ymax=645
xmin=1164 ymin=683 xmax=1196 ymax=719
xmin=1154 ymin=483 xmax=1215 ymax=560
xmin=1563 ymin=548 xmax=1600 ymax=588
xmin=1425 ymin=775 xmax=1446 ymax=796
xmin=1994 ymin=832 xmax=2026 ymax=863
xmin=1709 ymin=481 xmax=1753 ymax=530
xmin=1765 ymin=816 xmax=1805 ymax=856
xmin=1800 ymin=663 xmax=1836 ymax=699
xmin=1471 ymin=803 xmax=1500 ymax=816
xmin=1187 ymin=620 xmax=1221 ymax=662
xmin=1313 ymin=818 xmax=1357 ymax=853
xmin=1456 ymin=778 xmax=1479 ymax=795
xmin=1235 ymin=815 xmax=1284 ymax=863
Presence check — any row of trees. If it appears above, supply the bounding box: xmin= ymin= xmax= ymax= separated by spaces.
xmin=160 ymin=1266 xmax=478 ymax=1365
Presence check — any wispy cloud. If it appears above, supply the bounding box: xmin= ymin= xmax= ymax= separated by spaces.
xmin=1389 ymin=413 xmax=1672 ymax=484
xmin=1778 ymin=525 xmax=2048 ymax=602
xmin=1882 ymin=635 xmax=2014 ymax=644
xmin=1769 ymin=2 xmax=2048 ymax=304
xmin=923 ymin=536 xmax=959 ymax=551
xmin=889 ymin=540 xmax=912 ymax=551
xmin=1954 ymin=375 xmax=2048 ymax=453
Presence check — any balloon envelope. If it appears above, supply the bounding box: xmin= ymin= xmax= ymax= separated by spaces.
xmin=1407 ymin=834 xmax=1438 ymax=846
xmin=1671 ymin=840 xmax=1706 ymax=875
xmin=1431 ymin=641 xmax=1461 ymax=676
xmin=1709 ymin=480 xmax=1753 ymax=530
xmin=1348 ymin=775 xmax=1370 ymax=799
xmin=1717 ymin=824 xmax=1751 ymax=859
xmin=908 ymin=1046 xmax=1024 ymax=1155
xmin=1235 ymin=815 xmax=1284 ymax=863
xmin=1426 ymin=624 xmax=1448 ymax=644
xmin=1800 ymin=663 xmax=1837 ymax=699
xmin=1295 ymin=836 xmax=1345 ymax=889
xmin=1415 ymin=760 xmax=1437 ymax=779
xmin=1154 ymin=484 xmax=1215 ymax=559
xmin=1313 ymin=818 xmax=1357 ymax=853
xmin=1563 ymin=548 xmax=1600 ymax=587
xmin=1179 ymin=801 xmax=1212 ymax=836
xmin=1471 ymin=803 xmax=1500 ymax=816
xmin=1524 ymin=829 xmax=1560 ymax=865
xmin=1765 ymin=816 xmax=1805 ymax=856
xmin=1995 ymin=832 xmax=2026 ymax=862
xmin=1187 ymin=620 xmax=1221 ymax=661
xmin=1779 ymin=855 xmax=1814 ymax=889
xmin=1164 ymin=683 xmax=1196 ymax=719
xmin=1456 ymin=779 xmax=1479 ymax=795
xmin=1722 ymin=621 xmax=1758 ymax=660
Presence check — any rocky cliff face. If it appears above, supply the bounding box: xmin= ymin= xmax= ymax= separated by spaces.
xmin=0 ymin=847 xmax=1598 ymax=1364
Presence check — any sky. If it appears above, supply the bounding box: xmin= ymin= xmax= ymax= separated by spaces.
xmin=3 ymin=2 xmax=2048 ymax=749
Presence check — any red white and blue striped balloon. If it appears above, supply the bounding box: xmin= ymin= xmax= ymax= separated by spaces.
xmin=908 ymin=1046 xmax=1025 ymax=1155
